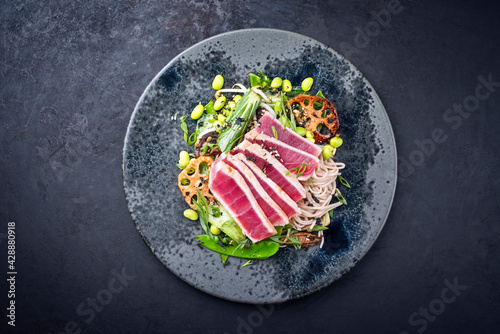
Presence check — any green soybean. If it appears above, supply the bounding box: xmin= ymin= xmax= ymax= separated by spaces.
xmin=212 ymin=75 xmax=224 ymax=90
xmin=282 ymin=79 xmax=292 ymax=92
xmin=271 ymin=77 xmax=283 ymax=89
xmin=214 ymin=96 xmax=226 ymax=111
xmin=179 ymin=151 xmax=190 ymax=168
xmin=191 ymin=104 xmax=204 ymax=120
xmin=210 ymin=225 xmax=221 ymax=235
xmin=301 ymin=77 xmax=314 ymax=91
xmin=330 ymin=136 xmax=343 ymax=148
xmin=184 ymin=209 xmax=199 ymax=221
xmin=233 ymin=95 xmax=242 ymax=103
xmin=322 ymin=145 xmax=334 ymax=160
xmin=195 ymin=235 xmax=280 ymax=259
xmin=295 ymin=127 xmax=306 ymax=136
xmin=306 ymin=130 xmax=314 ymax=139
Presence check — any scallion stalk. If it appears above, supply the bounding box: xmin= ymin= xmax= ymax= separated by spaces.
xmin=217 ymin=88 xmax=262 ymax=152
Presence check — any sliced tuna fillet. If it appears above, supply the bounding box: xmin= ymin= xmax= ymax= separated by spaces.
xmin=245 ymin=129 xmax=319 ymax=181
xmin=237 ymin=153 xmax=301 ymax=218
xmin=223 ymin=154 xmax=288 ymax=226
xmin=235 ymin=140 xmax=306 ymax=202
xmin=255 ymin=112 xmax=322 ymax=157
xmin=209 ymin=160 xmax=276 ymax=243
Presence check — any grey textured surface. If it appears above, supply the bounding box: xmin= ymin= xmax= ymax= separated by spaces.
xmin=123 ymin=29 xmax=397 ymax=303
xmin=1 ymin=0 xmax=499 ymax=333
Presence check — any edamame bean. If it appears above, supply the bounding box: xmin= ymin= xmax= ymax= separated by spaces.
xmin=306 ymin=130 xmax=314 ymax=139
xmin=271 ymin=77 xmax=283 ymax=89
xmin=301 ymin=77 xmax=313 ymax=91
xmin=233 ymin=95 xmax=242 ymax=103
xmin=212 ymin=75 xmax=224 ymax=90
xmin=295 ymin=127 xmax=306 ymax=136
xmin=217 ymin=114 xmax=226 ymax=123
xmin=322 ymin=145 xmax=334 ymax=159
xmin=179 ymin=151 xmax=190 ymax=168
xmin=306 ymin=137 xmax=316 ymax=143
xmin=184 ymin=209 xmax=199 ymax=221
xmin=282 ymin=79 xmax=292 ymax=92
xmin=330 ymin=136 xmax=343 ymax=148
xmin=191 ymin=104 xmax=204 ymax=120
xmin=210 ymin=225 xmax=221 ymax=235
xmin=214 ymin=96 xmax=226 ymax=111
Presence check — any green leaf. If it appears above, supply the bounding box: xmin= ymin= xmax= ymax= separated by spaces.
xmin=316 ymin=90 xmax=325 ymax=98
xmin=180 ymin=116 xmax=189 ymax=143
xmin=205 ymin=100 xmax=216 ymax=115
xmin=248 ymin=73 xmax=261 ymax=87
xmin=312 ymin=225 xmax=328 ymax=231
xmin=272 ymin=126 xmax=278 ymax=140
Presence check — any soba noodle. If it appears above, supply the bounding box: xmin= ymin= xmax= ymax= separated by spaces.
xmin=290 ymin=155 xmax=345 ymax=234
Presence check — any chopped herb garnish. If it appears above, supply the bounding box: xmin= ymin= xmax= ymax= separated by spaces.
xmin=307 ymin=178 xmax=315 ymax=188
xmin=192 ymin=189 xmax=214 ymax=239
xmin=180 ymin=116 xmax=190 ymax=143
xmin=312 ymin=225 xmax=329 ymax=231
xmin=335 ymin=189 xmax=347 ymax=205
xmin=241 ymin=260 xmax=253 ymax=268
xmin=338 ymin=175 xmax=351 ymax=188
xmin=272 ymin=126 xmax=278 ymax=140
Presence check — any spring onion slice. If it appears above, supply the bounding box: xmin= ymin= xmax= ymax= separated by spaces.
xmin=217 ymin=88 xmax=262 ymax=153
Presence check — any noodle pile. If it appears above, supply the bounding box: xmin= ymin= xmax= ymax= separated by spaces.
xmin=290 ymin=155 xmax=345 ymax=234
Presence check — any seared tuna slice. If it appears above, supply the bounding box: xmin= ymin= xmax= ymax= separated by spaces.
xmin=245 ymin=129 xmax=319 ymax=181
xmin=255 ymin=112 xmax=322 ymax=157
xmin=237 ymin=153 xmax=301 ymax=218
xmin=223 ymin=154 xmax=289 ymax=226
xmin=209 ymin=160 xmax=276 ymax=243
xmin=235 ymin=140 xmax=306 ymax=202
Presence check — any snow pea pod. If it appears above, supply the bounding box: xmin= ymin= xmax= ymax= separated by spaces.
xmin=195 ymin=235 xmax=279 ymax=259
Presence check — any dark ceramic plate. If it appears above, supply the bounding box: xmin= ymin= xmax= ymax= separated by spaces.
xmin=123 ymin=29 xmax=397 ymax=304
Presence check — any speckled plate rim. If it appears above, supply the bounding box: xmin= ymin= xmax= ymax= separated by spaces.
xmin=123 ymin=28 xmax=397 ymax=303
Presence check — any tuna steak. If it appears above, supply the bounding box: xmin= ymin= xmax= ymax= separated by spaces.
xmin=209 ymin=160 xmax=276 ymax=243
xmin=255 ymin=112 xmax=322 ymax=157
xmin=245 ymin=129 xmax=319 ymax=181
xmin=223 ymin=154 xmax=288 ymax=226
xmin=235 ymin=140 xmax=306 ymax=202
xmin=237 ymin=153 xmax=301 ymax=218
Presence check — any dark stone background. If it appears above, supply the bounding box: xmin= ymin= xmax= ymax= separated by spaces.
xmin=1 ymin=0 xmax=499 ymax=333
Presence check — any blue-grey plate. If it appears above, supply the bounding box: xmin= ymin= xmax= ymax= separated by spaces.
xmin=123 ymin=29 xmax=397 ymax=304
